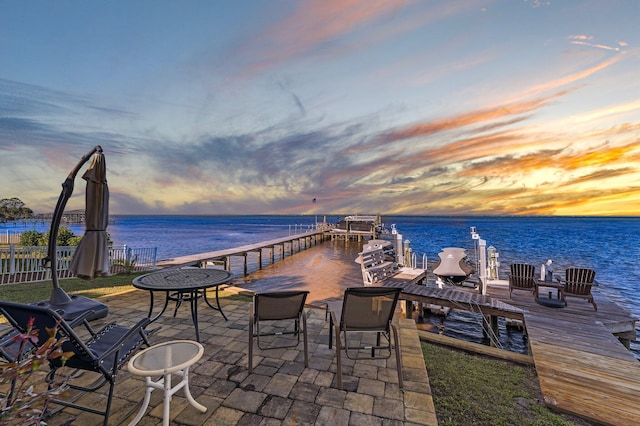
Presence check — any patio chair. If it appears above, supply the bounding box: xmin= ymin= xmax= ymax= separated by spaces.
xmin=508 ymin=263 xmax=537 ymax=298
xmin=331 ymin=287 xmax=403 ymax=390
xmin=248 ymin=290 xmax=309 ymax=373
xmin=0 ymin=301 xmax=152 ymax=426
xmin=559 ymin=268 xmax=597 ymax=310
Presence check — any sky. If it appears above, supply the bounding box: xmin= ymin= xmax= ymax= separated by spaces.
xmin=1 ymin=0 xmax=639 ymax=216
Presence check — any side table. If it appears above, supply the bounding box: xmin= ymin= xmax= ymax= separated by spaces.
xmin=127 ymin=340 xmax=206 ymax=426
xmin=535 ymin=280 xmax=565 ymax=308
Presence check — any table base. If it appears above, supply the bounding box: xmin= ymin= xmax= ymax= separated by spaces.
xmin=535 ymin=297 xmax=565 ymax=308
xmin=128 ymin=365 xmax=206 ymax=426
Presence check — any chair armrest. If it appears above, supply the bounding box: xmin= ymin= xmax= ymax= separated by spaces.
xmin=65 ymin=310 xmax=96 ymax=328
xmin=329 ymin=310 xmax=340 ymax=350
xmin=93 ymin=317 xmax=152 ymax=363
xmin=305 ymin=302 xmax=330 ymax=321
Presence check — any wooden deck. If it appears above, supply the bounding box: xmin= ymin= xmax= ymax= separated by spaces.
xmin=487 ymin=280 xmax=639 ymax=425
xmin=387 ymin=276 xmax=639 ymax=425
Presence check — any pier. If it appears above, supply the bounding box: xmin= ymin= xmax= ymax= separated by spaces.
xmin=157 ymin=230 xmax=327 ymax=275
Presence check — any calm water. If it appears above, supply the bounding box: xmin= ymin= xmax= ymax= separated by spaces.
xmin=4 ymin=215 xmax=639 ymax=356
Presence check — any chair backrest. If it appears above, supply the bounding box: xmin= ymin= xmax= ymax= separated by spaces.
xmin=254 ymin=290 xmax=309 ymax=321
xmin=565 ymin=268 xmax=596 ymax=295
xmin=0 ymin=301 xmax=94 ymax=365
xmin=509 ymin=263 xmax=536 ymax=288
xmin=340 ymin=287 xmax=401 ymax=332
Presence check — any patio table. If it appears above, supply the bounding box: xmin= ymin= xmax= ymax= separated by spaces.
xmin=133 ymin=268 xmax=234 ymax=341
xmin=535 ymin=279 xmax=565 ymax=308
xmin=127 ymin=340 xmax=206 ymax=426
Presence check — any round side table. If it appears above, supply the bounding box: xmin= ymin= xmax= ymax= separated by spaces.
xmin=127 ymin=340 xmax=206 ymax=426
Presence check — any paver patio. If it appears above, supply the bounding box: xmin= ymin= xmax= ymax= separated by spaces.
xmin=30 ymin=286 xmax=438 ymax=425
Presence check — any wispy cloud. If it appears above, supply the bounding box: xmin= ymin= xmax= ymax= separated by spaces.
xmin=568 ymin=34 xmax=629 ymax=52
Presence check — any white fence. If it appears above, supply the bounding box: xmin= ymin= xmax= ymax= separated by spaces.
xmin=0 ymin=245 xmax=157 ymax=285
xmin=0 ymin=230 xmax=22 ymax=245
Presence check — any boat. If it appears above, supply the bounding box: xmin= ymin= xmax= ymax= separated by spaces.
xmin=331 ymin=214 xmax=384 ymax=238
xmin=432 ymin=247 xmax=476 ymax=287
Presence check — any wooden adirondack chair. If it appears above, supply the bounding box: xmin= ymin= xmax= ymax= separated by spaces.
xmin=508 ymin=263 xmax=537 ymax=298
xmin=559 ymin=268 xmax=597 ymax=310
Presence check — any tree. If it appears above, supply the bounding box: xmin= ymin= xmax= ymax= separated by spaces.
xmin=0 ymin=198 xmax=33 ymax=220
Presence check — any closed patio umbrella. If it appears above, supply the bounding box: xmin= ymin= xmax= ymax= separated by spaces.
xmin=69 ymin=151 xmax=110 ymax=279
xmin=41 ymin=145 xmax=109 ymax=320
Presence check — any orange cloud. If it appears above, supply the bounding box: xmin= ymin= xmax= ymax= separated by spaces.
xmin=374 ymin=91 xmax=568 ymax=145
xmin=248 ymin=0 xmax=407 ymax=72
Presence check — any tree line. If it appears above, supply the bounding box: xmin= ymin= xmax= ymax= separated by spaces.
xmin=1 ymin=197 xmax=85 ymax=247
xmin=0 ymin=197 xmax=33 ymax=220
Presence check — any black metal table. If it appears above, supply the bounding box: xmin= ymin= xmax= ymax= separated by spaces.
xmin=535 ymin=280 xmax=565 ymax=308
xmin=133 ymin=268 xmax=234 ymax=341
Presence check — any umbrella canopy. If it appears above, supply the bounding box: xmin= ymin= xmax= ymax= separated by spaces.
xmin=69 ymin=151 xmax=110 ymax=279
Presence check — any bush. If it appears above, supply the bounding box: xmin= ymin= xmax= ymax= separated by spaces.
xmin=17 ymin=227 xmax=80 ymax=247
xmin=18 ymin=231 xmax=41 ymax=247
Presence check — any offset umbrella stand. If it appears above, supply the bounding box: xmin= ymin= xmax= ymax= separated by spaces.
xmin=36 ymin=145 xmax=109 ymax=321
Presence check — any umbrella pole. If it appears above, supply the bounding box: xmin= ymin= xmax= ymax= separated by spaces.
xmin=43 ymin=145 xmax=103 ymax=305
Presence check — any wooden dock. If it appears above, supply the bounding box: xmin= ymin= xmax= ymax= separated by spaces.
xmin=156 ymin=230 xmax=327 ymax=275
xmin=487 ymin=280 xmax=639 ymax=425
xmin=385 ymin=276 xmax=639 ymax=425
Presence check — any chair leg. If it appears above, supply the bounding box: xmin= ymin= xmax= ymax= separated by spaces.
xmin=302 ymin=313 xmax=309 ymax=368
xmin=248 ymin=310 xmax=254 ymax=373
xmin=390 ymin=324 xmax=403 ymax=389
xmin=102 ymin=380 xmax=116 ymax=426
xmin=330 ymin=312 xmax=342 ymax=390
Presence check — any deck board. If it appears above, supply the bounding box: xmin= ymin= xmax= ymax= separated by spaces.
xmin=489 ymin=280 xmax=640 ymax=425
xmin=384 ymin=277 xmax=639 ymax=425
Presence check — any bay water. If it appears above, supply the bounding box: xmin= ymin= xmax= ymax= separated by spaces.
xmin=3 ymin=215 xmax=638 ymax=356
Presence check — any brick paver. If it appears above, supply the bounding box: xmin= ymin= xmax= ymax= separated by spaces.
xmin=17 ymin=286 xmax=437 ymax=425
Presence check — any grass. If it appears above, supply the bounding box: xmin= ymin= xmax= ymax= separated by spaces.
xmin=0 ymin=273 xmax=147 ymax=303
xmin=422 ymin=342 xmax=593 ymax=425
xmin=0 ymin=272 xmax=253 ymax=305
xmin=2 ymin=275 xmax=592 ymax=424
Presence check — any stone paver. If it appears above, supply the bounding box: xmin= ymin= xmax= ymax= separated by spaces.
xmin=28 ymin=287 xmax=438 ymax=425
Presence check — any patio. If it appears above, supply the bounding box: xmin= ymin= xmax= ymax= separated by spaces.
xmin=35 ymin=285 xmax=438 ymax=425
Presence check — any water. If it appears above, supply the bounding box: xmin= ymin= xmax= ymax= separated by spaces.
xmin=3 ymin=214 xmax=638 ymax=356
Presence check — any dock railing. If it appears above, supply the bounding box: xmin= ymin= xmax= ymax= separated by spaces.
xmin=0 ymin=244 xmax=157 ymax=284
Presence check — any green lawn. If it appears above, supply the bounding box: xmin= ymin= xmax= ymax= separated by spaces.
xmin=0 ymin=273 xmax=146 ymax=303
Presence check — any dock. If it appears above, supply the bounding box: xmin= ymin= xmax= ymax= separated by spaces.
xmin=383 ymin=275 xmax=639 ymax=425
xmin=157 ymin=230 xmax=327 ymax=275
xmin=488 ymin=280 xmax=640 ymax=425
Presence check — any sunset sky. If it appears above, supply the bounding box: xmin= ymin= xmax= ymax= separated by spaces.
xmin=1 ymin=0 xmax=639 ymax=216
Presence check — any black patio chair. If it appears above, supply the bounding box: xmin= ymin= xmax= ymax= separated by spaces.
xmin=0 ymin=301 xmax=152 ymax=426
xmin=248 ymin=290 xmax=309 ymax=373
xmin=1 ymin=328 xmax=35 ymax=402
xmin=330 ymin=287 xmax=403 ymax=390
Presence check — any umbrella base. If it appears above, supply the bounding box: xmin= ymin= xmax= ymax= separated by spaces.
xmin=32 ymin=295 xmax=109 ymax=321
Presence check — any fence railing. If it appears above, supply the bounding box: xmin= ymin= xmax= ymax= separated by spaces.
xmin=0 ymin=245 xmax=157 ymax=285
xmin=0 ymin=230 xmax=23 ymax=245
